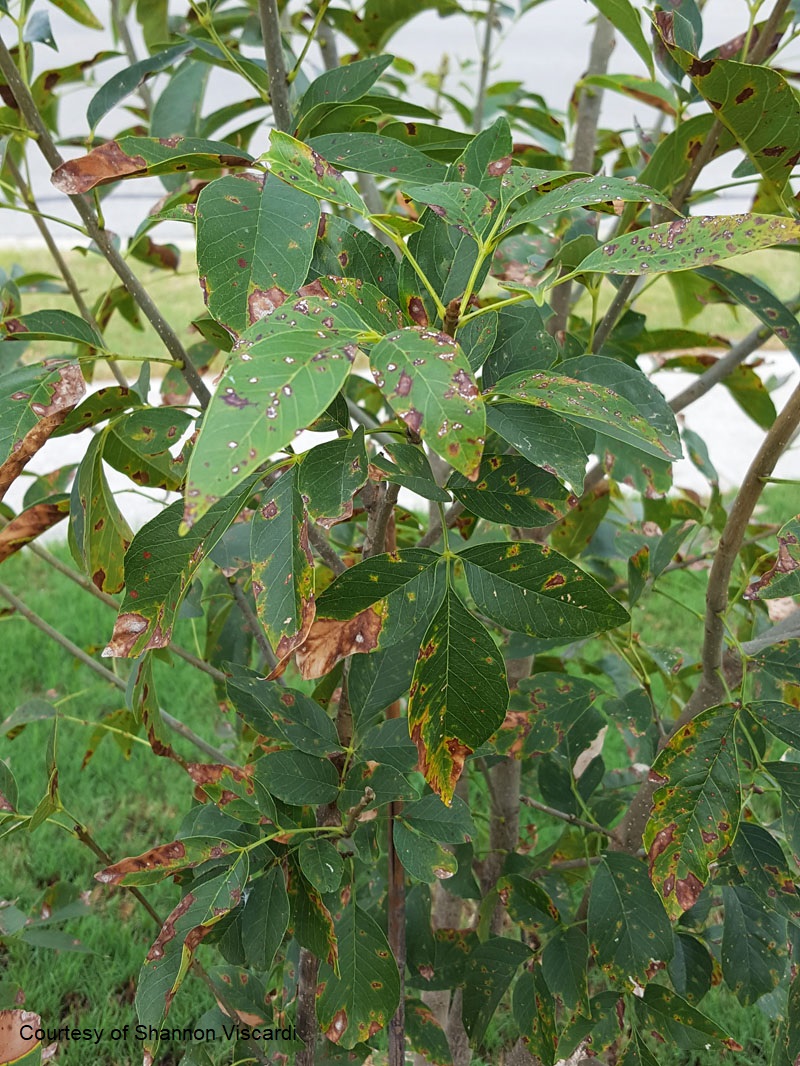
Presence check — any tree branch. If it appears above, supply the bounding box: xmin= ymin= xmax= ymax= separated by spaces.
xmin=307 ymin=521 xmax=347 ymax=575
xmin=0 ymin=35 xmax=211 ymax=408
xmin=230 ymin=578 xmax=278 ymax=672
xmin=258 ymin=0 xmax=293 ymax=133
xmin=520 ymin=794 xmax=620 ymax=841
xmin=0 ymin=582 xmax=237 ymax=767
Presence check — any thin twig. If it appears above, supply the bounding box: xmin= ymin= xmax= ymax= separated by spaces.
xmin=473 ymin=0 xmax=497 ymax=133
xmin=520 ymin=795 xmax=620 ymax=842
xmin=418 ymin=501 xmax=464 ymax=549
xmin=0 ymin=36 xmax=211 ymax=408
xmin=258 ymin=0 xmax=293 ymax=133
xmin=230 ymin=578 xmax=278 ymax=672
xmin=363 ymin=482 xmax=400 ymax=559
xmin=0 ymin=583 xmax=237 ymax=766
xmin=307 ymin=521 xmax=347 ymax=575
xmin=110 ymin=0 xmax=154 ymax=114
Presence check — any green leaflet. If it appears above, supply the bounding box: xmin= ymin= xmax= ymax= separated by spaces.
xmin=371 ymin=328 xmax=485 ymax=480
xmin=299 ymin=428 xmax=368 ymax=528
xmin=264 ymin=131 xmax=367 ymax=214
xmin=241 ymin=866 xmax=289 ymax=972
xmin=447 ymin=453 xmax=574 ymax=527
xmin=405 ymin=999 xmax=452 ymax=1066
xmin=481 ymin=302 xmax=557 ymax=387
xmin=49 ymin=0 xmax=103 ymax=29
xmin=254 ymin=750 xmax=339 ymax=805
xmin=408 ymin=587 xmax=508 ymax=804
xmin=0 ymin=308 xmax=103 ymax=348
xmin=490 ymin=370 xmax=680 ymax=463
xmin=86 ymin=43 xmax=191 ymax=128
xmin=654 ymin=19 xmax=800 ymax=192
xmin=298 ymin=838 xmax=344 ymax=894
xmin=183 ymin=329 xmax=359 ymax=528
xmin=311 ymin=213 xmax=399 ymax=303
xmin=294 ymin=54 xmax=394 ymax=137
xmin=644 ymin=705 xmax=741 ymax=919
xmin=497 ymin=875 xmax=561 ymax=932
xmin=196 ymin=173 xmax=320 ymax=335
xmin=251 ymin=465 xmax=314 ymax=667
xmin=663 ymin=353 xmax=775 ymax=431
xmin=69 ymin=432 xmax=133 ymax=594
xmin=485 ymin=404 xmax=589 ymax=490
xmin=511 ymin=672 xmax=603 ymax=756
xmin=577 ymin=214 xmax=800 ymax=276
xmin=747 ymin=700 xmax=800 ymax=748
xmin=764 ymin=761 xmax=800 ymax=862
xmin=403 ymin=793 xmax=475 ymax=842
xmin=51 ymin=136 xmax=253 ymax=195
xmin=460 ymin=541 xmax=629 ymax=639
xmin=287 ymin=865 xmax=337 ymax=968
xmin=371 ymin=441 xmax=452 ymax=503
xmin=135 ymin=853 xmax=249 ymax=1051
xmin=513 ymin=968 xmax=557 ymax=1066
xmin=316 ymin=904 xmax=400 ymax=1048
xmin=668 ymin=933 xmax=713 ymax=1005
xmin=103 ymin=480 xmax=258 ymax=658
xmin=588 ymin=853 xmax=673 ymax=983
xmin=633 ymin=983 xmax=738 ymax=1051
xmin=503 ymin=174 xmax=675 ymax=233
xmin=314 ymin=549 xmax=444 ymax=649
xmin=308 ymin=132 xmax=449 ymax=184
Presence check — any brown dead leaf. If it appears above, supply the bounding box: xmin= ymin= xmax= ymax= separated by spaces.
xmin=0 ymin=1010 xmax=41 ymax=1063
xmin=295 ymin=608 xmax=382 ymax=680
xmin=0 ymin=500 xmax=70 ymax=563
xmin=51 ymin=141 xmax=148 ymax=195
xmin=0 ymin=364 xmax=85 ymax=503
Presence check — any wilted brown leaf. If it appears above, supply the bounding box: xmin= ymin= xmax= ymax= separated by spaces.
xmin=0 ymin=1010 xmax=41 ymax=1064
xmin=295 ymin=608 xmax=382 ymax=680
xmin=0 ymin=364 xmax=84 ymax=503
xmin=0 ymin=500 xmax=70 ymax=563
xmin=51 ymin=141 xmax=148 ymax=194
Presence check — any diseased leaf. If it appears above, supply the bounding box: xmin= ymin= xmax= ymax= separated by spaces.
xmin=52 ymin=136 xmax=253 ymax=195
xmin=405 ymin=998 xmax=453 ymax=1066
xmin=448 ymin=453 xmax=574 ymax=527
xmin=460 ymin=541 xmax=629 ymax=639
xmin=135 ymin=854 xmax=249 ymax=1046
xmin=504 ymin=175 xmax=675 ymax=233
xmin=265 ymin=131 xmax=367 ymax=214
xmin=403 ymin=793 xmax=475 ymax=842
xmin=103 ymin=408 xmax=192 ymax=491
xmin=588 ymin=853 xmax=673 ymax=983
xmin=645 ymin=705 xmax=741 ymax=919
xmin=48 ymin=0 xmax=103 ymax=29
xmin=0 ymin=497 xmax=69 ymax=563
xmin=513 ymin=968 xmax=557 ymax=1066
xmin=668 ymin=932 xmax=713 ymax=1005
xmin=371 ymin=328 xmax=485 ymax=480
xmin=696 ymin=265 xmax=800 ymax=360
xmin=744 ymin=517 xmax=800 ymax=599
xmin=394 ymin=819 xmax=457 ymax=882
xmin=251 ymin=465 xmax=315 ymax=670
xmin=462 ymin=938 xmax=531 ymax=1043
xmin=633 ymin=983 xmax=739 ymax=1051
xmin=227 ymin=669 xmax=341 ymax=757
xmin=498 ymin=875 xmax=560 ymax=933
xmin=491 ymin=371 xmax=680 ymax=463
xmin=408 ymin=587 xmax=508 ymax=804
xmin=747 ymin=700 xmax=800 ymax=748
xmin=481 ymin=302 xmax=558 ymax=387
xmin=288 ymin=865 xmax=337 ymax=967
xmin=69 ymin=432 xmax=133 ymax=594
xmin=308 ymin=132 xmax=448 ymax=183
xmin=104 ymin=481 xmax=257 ymax=658
xmin=327 ymin=0 xmax=461 ymax=53
xmin=510 ymin=672 xmax=603 ymax=756
xmin=408 ymin=182 xmax=496 ymax=240
xmin=183 ymin=329 xmax=359 ymax=527
xmin=196 ymin=173 xmax=320 ymax=335
xmin=311 ymin=213 xmax=399 ymax=303
xmin=316 ymin=904 xmax=400 ymax=1048
xmin=764 ymin=761 xmax=800 ymax=862
xmin=299 ymin=428 xmax=368 ymax=527
xmin=485 ymin=404 xmax=589 ymax=490
xmin=654 ymin=16 xmax=800 ymax=191
xmin=0 ymin=362 xmax=84 ymax=502
xmin=0 ymin=309 xmax=103 ymax=348
xmin=371 ymin=441 xmax=451 ymax=503
xmin=578 ymin=214 xmax=800 ymax=276
xmin=95 ymin=836 xmax=234 ymax=887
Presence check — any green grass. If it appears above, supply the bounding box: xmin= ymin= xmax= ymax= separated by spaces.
xmin=0 ymin=547 xmax=228 ymax=1065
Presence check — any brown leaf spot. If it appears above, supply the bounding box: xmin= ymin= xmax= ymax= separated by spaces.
xmin=102 ymin=611 xmax=151 ymax=658
xmin=735 ymin=86 xmax=755 ymax=104
xmin=408 ymin=297 xmax=429 ymax=326
xmin=96 ymin=840 xmax=190 ymax=885
xmin=487 ymin=155 xmax=513 ymax=177
xmin=543 ymin=572 xmax=566 ymax=590
xmin=324 ymin=1008 xmax=348 ymax=1043
xmin=647 ymin=823 xmax=676 ymax=875
xmin=0 ymin=501 xmax=68 ymax=563
xmin=295 ymin=608 xmax=382 ymax=680
xmin=0 ymin=1011 xmax=43 ymax=1061
xmin=146 ymin=893 xmax=195 ymax=961
xmin=675 ymin=872 xmax=704 ymax=911
xmin=248 ymin=287 xmax=288 ymax=324
xmin=51 ymin=141 xmax=149 ymax=194
xmin=395 ymin=370 xmax=413 ymax=397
